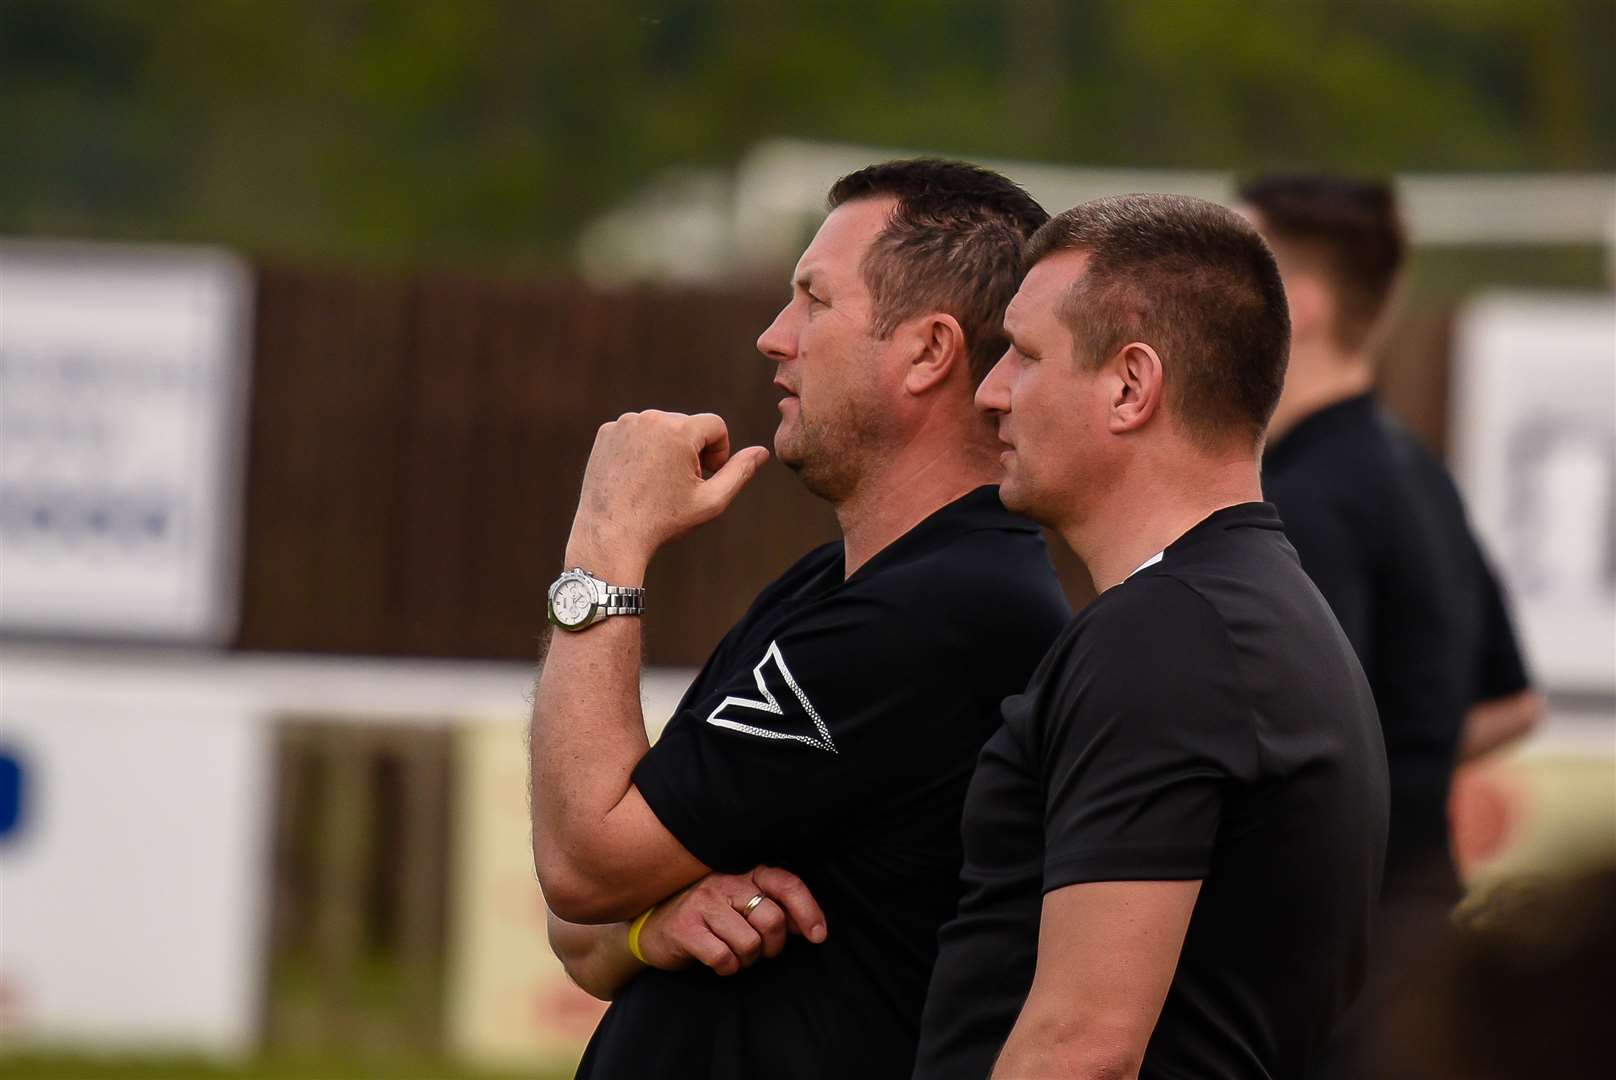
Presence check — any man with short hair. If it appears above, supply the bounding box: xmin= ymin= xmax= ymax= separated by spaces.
xmin=1241 ymin=173 xmax=1542 ymax=887
xmin=533 ymin=159 xmax=1071 ymax=1078
xmin=1238 ymin=172 xmax=1543 ymax=1075
xmin=914 ymin=194 xmax=1388 ymax=1079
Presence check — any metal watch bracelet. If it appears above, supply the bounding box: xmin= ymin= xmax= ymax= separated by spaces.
xmin=597 ymin=581 xmax=646 ymax=616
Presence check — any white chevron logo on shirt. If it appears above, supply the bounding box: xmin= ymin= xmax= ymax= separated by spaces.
xmin=704 ymin=640 xmax=838 ymax=753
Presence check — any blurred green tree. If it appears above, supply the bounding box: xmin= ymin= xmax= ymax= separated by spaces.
xmin=1 ymin=0 xmax=1610 ymax=270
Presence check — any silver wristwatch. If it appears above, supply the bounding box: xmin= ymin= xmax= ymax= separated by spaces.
xmin=547 ymin=567 xmax=646 ymax=632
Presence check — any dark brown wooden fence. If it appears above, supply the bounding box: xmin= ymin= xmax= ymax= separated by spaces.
xmin=235 ymin=265 xmax=1450 ymax=664
xmin=237 ymin=268 xmax=849 ymax=665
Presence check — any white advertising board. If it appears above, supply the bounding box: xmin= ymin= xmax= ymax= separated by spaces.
xmin=445 ymin=670 xmax=693 ymax=1069
xmin=0 ymin=661 xmax=273 ymax=1053
xmin=0 ymin=240 xmax=252 ymax=643
xmin=1451 ymin=293 xmax=1616 ymax=694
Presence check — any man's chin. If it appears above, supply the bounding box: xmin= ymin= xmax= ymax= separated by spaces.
xmin=996 ymin=476 xmax=1047 ymax=522
xmin=996 ymin=472 xmax=1025 ymax=509
xmin=773 ymin=434 xmax=803 ymax=473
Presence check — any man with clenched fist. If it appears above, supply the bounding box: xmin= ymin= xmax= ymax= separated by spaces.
xmin=531 ymin=159 xmax=1070 ymax=1079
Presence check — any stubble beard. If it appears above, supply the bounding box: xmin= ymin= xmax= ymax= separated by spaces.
xmin=776 ymin=399 xmax=892 ymax=505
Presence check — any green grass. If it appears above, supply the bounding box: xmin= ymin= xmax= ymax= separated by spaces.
xmin=0 ymin=1052 xmax=575 ymax=1080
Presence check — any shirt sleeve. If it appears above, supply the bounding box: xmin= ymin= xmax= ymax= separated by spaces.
xmin=1037 ymin=576 xmax=1258 ymax=893
xmin=631 ymin=592 xmax=950 ymax=874
xmin=1471 ymin=553 xmax=1532 ymax=702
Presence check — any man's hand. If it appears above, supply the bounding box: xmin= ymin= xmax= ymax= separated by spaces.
xmin=639 ymin=866 xmax=827 ymax=977
xmin=567 ymin=411 xmax=770 ymax=579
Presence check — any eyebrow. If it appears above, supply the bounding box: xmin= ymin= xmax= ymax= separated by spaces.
xmin=1004 ymin=320 xmax=1037 ymax=354
xmin=1002 ymin=311 xmax=1022 ymax=343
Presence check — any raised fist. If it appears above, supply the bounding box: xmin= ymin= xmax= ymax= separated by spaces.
xmin=566 ymin=410 xmax=770 ymax=579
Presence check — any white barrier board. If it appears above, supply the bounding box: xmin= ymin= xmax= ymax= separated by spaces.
xmin=0 ymin=665 xmax=272 ymax=1053
xmin=0 ymin=240 xmax=252 ymax=643
xmin=1452 ymin=293 xmax=1616 ymax=695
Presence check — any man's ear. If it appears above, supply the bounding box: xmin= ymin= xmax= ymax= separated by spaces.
xmin=1108 ymin=342 xmax=1164 ymax=434
xmin=901 ymin=313 xmax=968 ymax=395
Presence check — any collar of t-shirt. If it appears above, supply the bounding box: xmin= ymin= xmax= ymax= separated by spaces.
xmin=842 ymin=484 xmax=1037 ymax=586
xmin=1125 ymin=503 xmax=1284 ymax=582
xmin=1128 ymin=551 xmax=1164 ymax=578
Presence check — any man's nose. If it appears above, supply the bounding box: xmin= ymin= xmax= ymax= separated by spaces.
xmin=975 ymin=352 xmax=1013 ymax=415
xmin=756 ymin=304 xmax=795 ymax=363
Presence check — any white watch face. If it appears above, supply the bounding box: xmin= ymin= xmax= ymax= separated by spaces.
xmin=551 ymin=577 xmax=595 ymax=627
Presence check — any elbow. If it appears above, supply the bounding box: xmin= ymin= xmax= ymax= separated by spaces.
xmin=533 ymin=834 xmax=593 ymax=921
xmin=532 ymin=816 xmax=647 ymax=922
xmin=1002 ymin=1049 xmax=1139 ymax=1080
xmin=537 ymin=865 xmax=608 ymax=924
xmin=544 ymin=911 xmax=622 ymax=1003
xmin=1061 ymin=1043 xmax=1141 ymax=1080
xmin=999 ymin=1019 xmax=1142 ymax=1080
xmin=547 ymin=886 xmax=636 ymax=925
xmin=1087 ymin=1059 xmax=1140 ymax=1080
xmin=574 ymin=979 xmax=617 ymax=1004
xmin=560 ymin=962 xmax=620 ymax=1003
xmin=536 ymin=853 xmax=639 ymax=924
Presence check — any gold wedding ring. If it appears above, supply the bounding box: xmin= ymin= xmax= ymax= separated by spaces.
xmin=741 ymin=893 xmax=766 ymax=917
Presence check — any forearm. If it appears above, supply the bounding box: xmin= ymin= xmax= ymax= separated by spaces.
xmin=546 ymin=907 xmax=644 ymax=1002
xmin=992 ymin=881 xmax=1196 ymax=1079
xmin=530 ymin=533 xmax=652 ymax=906
xmin=992 ymin=1010 xmax=1140 ymax=1080
xmin=1459 ymin=689 xmax=1544 ymax=761
xmin=531 ymin=410 xmax=766 ymax=918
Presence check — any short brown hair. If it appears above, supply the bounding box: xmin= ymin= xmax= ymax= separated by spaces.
xmin=1237 ymin=173 xmax=1405 ymax=352
xmin=1024 ymin=193 xmax=1290 ymax=448
xmin=829 ymin=159 xmax=1048 ymax=383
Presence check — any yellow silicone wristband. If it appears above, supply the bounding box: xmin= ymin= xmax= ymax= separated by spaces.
xmin=626 ymin=904 xmax=657 ymax=965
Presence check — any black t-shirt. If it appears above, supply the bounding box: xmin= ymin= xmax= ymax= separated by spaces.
xmin=1263 ymin=394 xmax=1530 ymax=890
xmin=575 ymin=486 xmax=1070 ymax=1080
xmin=915 ymin=503 xmax=1388 ymax=1080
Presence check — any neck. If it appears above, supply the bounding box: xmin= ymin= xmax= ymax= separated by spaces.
xmin=1267 ymin=344 xmax=1374 ymax=443
xmin=1061 ymin=451 xmax=1263 ymax=594
xmin=836 ymin=426 xmax=1000 ymax=577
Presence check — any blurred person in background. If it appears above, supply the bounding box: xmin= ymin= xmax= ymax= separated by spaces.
xmin=1239 ymin=173 xmax=1545 ymax=1077
xmin=532 ymin=159 xmax=1071 ymax=1079
xmin=1376 ymin=861 xmax=1616 ymax=1079
xmin=914 ymin=195 xmax=1388 ymax=1079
